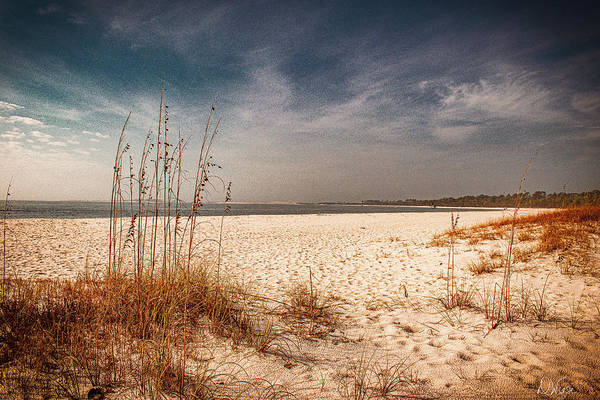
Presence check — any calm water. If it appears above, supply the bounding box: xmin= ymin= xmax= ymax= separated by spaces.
xmin=1 ymin=201 xmax=496 ymax=219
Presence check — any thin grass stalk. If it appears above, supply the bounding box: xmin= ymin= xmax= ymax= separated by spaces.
xmin=172 ymin=131 xmax=184 ymax=270
xmin=2 ymin=181 xmax=11 ymax=298
xmin=116 ymin=144 xmax=130 ymax=273
xmin=109 ymin=112 xmax=131 ymax=276
xmin=165 ymin=125 xmax=175 ymax=276
xmin=494 ymin=153 xmax=536 ymax=326
xmin=216 ymin=182 xmax=232 ymax=279
xmin=151 ymin=84 xmax=164 ymax=272
xmin=309 ymin=266 xmax=315 ymax=334
xmin=162 ymin=96 xmax=169 ymax=275
xmin=144 ymin=165 xmax=156 ymax=279
xmin=137 ymin=132 xmax=152 ymax=278
xmin=179 ymin=266 xmax=189 ymax=394
xmin=446 ymin=213 xmax=458 ymax=307
xmin=128 ymin=155 xmax=136 ymax=269
xmin=117 ymin=173 xmax=122 ymax=270
xmin=187 ymin=102 xmax=217 ymax=272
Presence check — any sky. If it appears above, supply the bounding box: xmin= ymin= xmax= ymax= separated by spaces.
xmin=0 ymin=1 xmax=599 ymax=202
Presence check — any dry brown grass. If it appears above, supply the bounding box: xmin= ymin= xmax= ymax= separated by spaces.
xmin=431 ymin=206 xmax=600 ymax=277
xmin=531 ymin=275 xmax=551 ymax=322
xmin=432 ymin=207 xmax=600 ymax=247
xmin=511 ymin=246 xmax=535 ymax=264
xmin=467 ymin=255 xmax=503 ymax=275
xmin=338 ymin=353 xmax=425 ymax=400
xmin=432 ymin=214 xmax=478 ymax=314
xmin=0 ymin=94 xmax=293 ymax=399
xmin=433 ymin=205 xmax=599 ymax=328
xmin=0 ymin=268 xmax=280 ymax=398
xmin=476 ymin=276 xmax=554 ymax=324
xmin=434 ymin=280 xmax=478 ymax=317
xmin=283 ymin=268 xmax=340 ymax=337
xmin=487 ymin=206 xmax=600 ymax=227
xmin=517 ymin=230 xmax=536 ymax=242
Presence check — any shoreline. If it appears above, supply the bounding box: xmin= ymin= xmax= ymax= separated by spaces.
xmin=1 ymin=203 xmax=528 ymax=220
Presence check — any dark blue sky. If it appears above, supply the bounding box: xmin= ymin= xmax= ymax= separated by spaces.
xmin=1 ymin=1 xmax=599 ymax=201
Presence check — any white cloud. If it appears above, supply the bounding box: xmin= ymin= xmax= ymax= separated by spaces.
xmin=0 ymin=101 xmax=23 ymax=112
xmin=0 ymin=115 xmax=47 ymax=127
xmin=89 ymin=137 xmax=100 ymax=142
xmin=0 ymin=127 xmax=26 ymax=140
xmin=429 ymin=72 xmax=567 ymax=141
xmin=67 ymin=138 xmax=80 ymax=145
xmin=0 ymin=135 xmax=108 ymax=201
xmin=229 ymin=62 xmax=396 ymax=147
xmin=31 ymin=130 xmax=53 ymax=142
xmin=52 ymin=108 xmax=85 ymax=122
xmin=48 ymin=141 xmax=67 ymax=147
xmin=73 ymin=149 xmax=91 ymax=155
xmin=432 ymin=125 xmax=479 ymax=142
xmin=83 ymin=130 xmax=109 ymax=139
xmin=437 ymin=74 xmax=556 ymax=123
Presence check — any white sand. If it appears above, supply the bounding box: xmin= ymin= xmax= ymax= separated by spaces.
xmin=5 ymin=210 xmax=600 ymax=398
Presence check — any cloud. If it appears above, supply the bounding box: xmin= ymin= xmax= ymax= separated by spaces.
xmin=432 ymin=125 xmax=479 ymax=142
xmin=427 ymin=72 xmax=571 ymax=142
xmin=47 ymin=141 xmax=67 ymax=147
xmin=36 ymin=4 xmax=62 ymax=15
xmin=73 ymin=149 xmax=90 ymax=155
xmin=0 ymin=101 xmax=23 ymax=111
xmin=228 ymin=60 xmax=398 ymax=148
xmin=103 ymin=1 xmax=233 ymax=51
xmin=0 ymin=127 xmax=25 ymax=140
xmin=30 ymin=130 xmax=53 ymax=142
xmin=0 ymin=136 xmax=107 ymax=201
xmin=2 ymin=2 xmax=599 ymax=200
xmin=577 ymin=128 xmax=600 ymax=140
xmin=36 ymin=4 xmax=87 ymax=25
xmin=66 ymin=14 xmax=87 ymax=25
xmin=571 ymin=92 xmax=600 ymax=116
xmin=0 ymin=115 xmax=47 ymax=127
xmin=51 ymin=107 xmax=86 ymax=122
xmin=82 ymin=130 xmax=109 ymax=139
xmin=437 ymin=73 xmax=557 ymax=123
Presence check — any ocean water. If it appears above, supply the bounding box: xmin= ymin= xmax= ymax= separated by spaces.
xmin=1 ymin=201 xmax=496 ymax=219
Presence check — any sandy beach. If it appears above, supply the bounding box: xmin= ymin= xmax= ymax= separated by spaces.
xmin=5 ymin=210 xmax=600 ymax=398
xmin=3 ymin=2 xmax=600 ymax=398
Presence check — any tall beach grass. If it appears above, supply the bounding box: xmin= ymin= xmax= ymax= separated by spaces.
xmin=0 ymin=92 xmax=290 ymax=399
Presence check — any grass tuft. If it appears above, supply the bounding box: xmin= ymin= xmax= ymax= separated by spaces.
xmin=468 ymin=255 xmax=503 ymax=275
xmin=283 ymin=267 xmax=340 ymax=337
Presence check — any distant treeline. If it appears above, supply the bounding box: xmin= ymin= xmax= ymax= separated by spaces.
xmin=362 ymin=190 xmax=600 ymax=208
